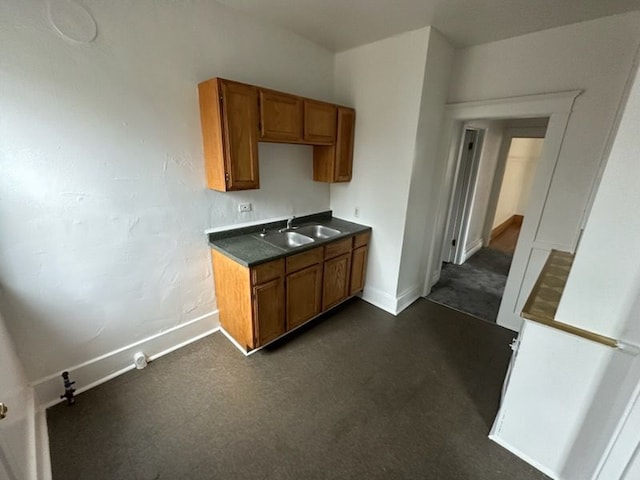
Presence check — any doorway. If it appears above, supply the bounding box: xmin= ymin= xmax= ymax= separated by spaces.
xmin=427 ymin=119 xmax=548 ymax=323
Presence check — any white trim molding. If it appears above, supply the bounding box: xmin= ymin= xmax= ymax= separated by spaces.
xmin=362 ymin=285 xmax=398 ymax=314
xmin=395 ymin=285 xmax=422 ymax=314
xmin=462 ymin=238 xmax=483 ymax=263
xmin=423 ymin=89 xmax=583 ymax=332
xmin=32 ymin=311 xmax=219 ymax=408
xmin=445 ymin=90 xmax=582 ymax=119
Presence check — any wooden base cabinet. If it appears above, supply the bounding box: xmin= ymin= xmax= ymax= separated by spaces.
xmin=350 ymin=232 xmax=370 ymax=295
xmin=212 ymin=251 xmax=285 ymax=351
xmin=211 ymin=230 xmax=370 ymax=353
xmin=253 ymin=277 xmax=285 ymax=346
xmin=322 ymin=253 xmax=351 ymax=310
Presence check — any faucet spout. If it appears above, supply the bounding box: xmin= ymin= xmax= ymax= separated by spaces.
xmin=279 ymin=216 xmax=296 ymax=232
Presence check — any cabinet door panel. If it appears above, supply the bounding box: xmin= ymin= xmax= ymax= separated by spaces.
xmin=221 ymin=80 xmax=260 ymax=190
xmin=350 ymin=245 xmax=368 ymax=295
xmin=287 ymin=264 xmax=322 ymax=330
xmin=304 ymin=100 xmax=337 ymax=145
xmin=259 ymin=90 xmax=303 ymax=142
xmin=253 ymin=278 xmax=285 ymax=346
xmin=322 ymin=253 xmax=351 ymax=310
xmin=335 ymin=107 xmax=355 ymax=182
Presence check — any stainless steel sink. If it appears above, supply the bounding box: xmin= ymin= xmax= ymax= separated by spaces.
xmin=260 ymin=231 xmax=314 ymax=249
xmin=296 ymin=224 xmax=342 ymax=239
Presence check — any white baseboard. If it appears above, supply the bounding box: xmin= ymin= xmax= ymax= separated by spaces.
xmin=395 ymin=285 xmax=422 ymax=314
xmin=32 ymin=311 xmax=219 ymax=408
xmin=489 ymin=434 xmax=561 ymax=480
xmin=361 ymin=285 xmax=398 ymax=315
xmin=462 ymin=238 xmax=483 ymax=262
xmin=361 ymin=285 xmax=422 ymax=315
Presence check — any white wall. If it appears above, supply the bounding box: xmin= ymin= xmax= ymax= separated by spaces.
xmin=491 ymin=321 xmax=637 ymax=480
xmin=448 ymin=12 xmax=640 ymax=253
xmin=396 ymin=29 xmax=454 ymax=302
xmin=331 ymin=27 xmax=432 ymax=312
xmin=0 ymin=0 xmax=334 ymax=387
xmin=556 ymin=44 xmax=640 ymax=342
xmin=492 ymin=137 xmax=543 ymax=228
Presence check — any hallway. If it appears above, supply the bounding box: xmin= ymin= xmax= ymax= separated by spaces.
xmin=427 ymin=248 xmax=514 ymax=323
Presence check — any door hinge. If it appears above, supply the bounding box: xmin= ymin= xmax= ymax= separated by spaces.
xmin=225 ymin=172 xmax=230 ymax=183
xmin=452 ymin=239 xmax=457 ymax=247
xmin=0 ymin=403 xmax=7 ymax=420
xmin=468 ymin=142 xmax=474 ymax=150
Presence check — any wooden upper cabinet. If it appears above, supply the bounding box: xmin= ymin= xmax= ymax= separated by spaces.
xmin=304 ymin=100 xmax=337 ymax=145
xmin=198 ymin=78 xmax=260 ymax=191
xmin=198 ymin=76 xmax=356 ymax=190
xmin=313 ymin=107 xmax=355 ymax=183
xmin=334 ymin=107 xmax=356 ymax=181
xmin=259 ymin=89 xmax=303 ymax=143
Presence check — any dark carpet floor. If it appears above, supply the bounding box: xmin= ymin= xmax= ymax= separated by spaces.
xmin=46 ymin=298 xmax=546 ymax=480
xmin=427 ymin=248 xmax=513 ymax=323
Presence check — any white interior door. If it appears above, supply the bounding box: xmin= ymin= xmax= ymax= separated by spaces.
xmin=0 ymin=313 xmax=35 ymax=480
xmin=442 ymin=128 xmax=484 ymax=264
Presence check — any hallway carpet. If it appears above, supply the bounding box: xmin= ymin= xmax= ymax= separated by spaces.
xmin=427 ymin=248 xmax=513 ymax=323
xmin=47 ymin=299 xmax=546 ymax=480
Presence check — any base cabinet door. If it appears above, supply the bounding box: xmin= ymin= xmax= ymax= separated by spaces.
xmin=253 ymin=278 xmax=285 ymax=346
xmin=286 ymin=264 xmax=322 ymax=330
xmin=350 ymin=245 xmax=368 ymax=295
xmin=322 ymin=252 xmax=351 ymax=310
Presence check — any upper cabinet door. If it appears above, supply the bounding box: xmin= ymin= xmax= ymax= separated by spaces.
xmin=259 ymin=89 xmax=303 ymax=143
xmin=220 ymin=80 xmax=260 ymax=190
xmin=304 ymin=100 xmax=337 ymax=145
xmin=334 ymin=107 xmax=355 ymax=182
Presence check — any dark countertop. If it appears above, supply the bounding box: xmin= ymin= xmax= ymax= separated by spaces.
xmin=208 ymin=211 xmax=371 ymax=267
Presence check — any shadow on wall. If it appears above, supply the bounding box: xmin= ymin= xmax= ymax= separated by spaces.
xmin=0 ymin=285 xmax=71 ymax=382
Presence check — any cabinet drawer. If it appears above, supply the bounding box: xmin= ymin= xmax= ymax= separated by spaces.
xmin=286 ymin=247 xmax=323 ymax=274
xmin=324 ymin=237 xmax=352 ymax=260
xmin=251 ymin=259 xmax=284 ymax=285
xmin=353 ymin=231 xmax=370 ymax=248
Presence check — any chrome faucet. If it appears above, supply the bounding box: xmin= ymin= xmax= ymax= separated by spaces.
xmin=279 ymin=216 xmax=296 ymax=232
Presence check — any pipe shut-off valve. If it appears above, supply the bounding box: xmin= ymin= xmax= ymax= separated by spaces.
xmin=60 ymin=371 xmax=76 ymax=405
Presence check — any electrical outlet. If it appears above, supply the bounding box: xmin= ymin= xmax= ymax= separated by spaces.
xmin=354 ymin=207 xmax=360 ymax=218
xmin=239 ymin=203 xmax=252 ymax=213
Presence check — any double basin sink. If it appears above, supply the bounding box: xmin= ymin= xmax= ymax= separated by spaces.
xmin=256 ymin=224 xmax=342 ymax=250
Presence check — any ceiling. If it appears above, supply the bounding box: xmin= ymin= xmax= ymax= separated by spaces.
xmin=216 ymin=0 xmax=640 ymax=51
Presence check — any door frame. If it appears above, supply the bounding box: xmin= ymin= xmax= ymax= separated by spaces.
xmin=441 ymin=127 xmax=485 ymax=264
xmin=481 ymin=126 xmax=548 ymax=247
xmin=422 ymin=90 xmax=582 ymax=331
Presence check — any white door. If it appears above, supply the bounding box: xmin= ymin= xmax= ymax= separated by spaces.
xmin=442 ymin=128 xmax=484 ymax=264
xmin=0 ymin=312 xmax=35 ymax=480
